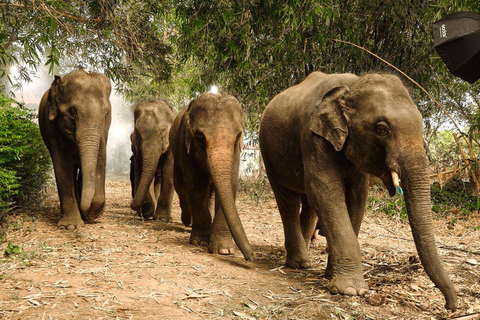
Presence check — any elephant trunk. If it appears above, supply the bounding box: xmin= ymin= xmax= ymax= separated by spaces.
xmin=208 ymin=148 xmax=253 ymax=261
xmin=130 ymin=149 xmax=161 ymax=210
xmin=400 ymin=153 xmax=457 ymax=310
xmin=78 ymin=127 xmax=101 ymax=213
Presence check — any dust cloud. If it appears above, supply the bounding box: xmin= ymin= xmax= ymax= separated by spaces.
xmin=107 ymin=94 xmax=133 ymax=178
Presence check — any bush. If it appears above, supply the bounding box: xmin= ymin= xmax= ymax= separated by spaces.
xmin=368 ymin=178 xmax=479 ymax=220
xmin=367 ymin=185 xmax=408 ymax=220
xmin=430 ymin=179 xmax=479 ymax=216
xmin=238 ymin=175 xmax=274 ymax=203
xmin=0 ymin=94 xmax=51 ymax=212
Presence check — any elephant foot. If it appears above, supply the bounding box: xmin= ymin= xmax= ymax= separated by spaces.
xmin=190 ymin=231 xmax=210 ymax=247
xmin=141 ymin=213 xmax=154 ymax=220
xmin=208 ymin=233 xmax=235 ymax=255
xmin=58 ymin=216 xmax=84 ymax=230
xmin=81 ymin=201 xmax=105 ymax=222
xmin=153 ymin=209 xmax=173 ymax=223
xmin=181 ymin=211 xmax=192 ymax=227
xmin=141 ymin=206 xmax=155 ymax=220
xmin=285 ymin=252 xmax=311 ymax=269
xmin=328 ymin=274 xmax=369 ymax=296
xmin=190 ymin=238 xmax=209 ymax=246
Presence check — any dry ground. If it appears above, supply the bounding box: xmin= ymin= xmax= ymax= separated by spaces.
xmin=0 ymin=177 xmax=479 ymax=320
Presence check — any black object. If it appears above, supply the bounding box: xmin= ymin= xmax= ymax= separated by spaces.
xmin=433 ymin=11 xmax=480 ymax=84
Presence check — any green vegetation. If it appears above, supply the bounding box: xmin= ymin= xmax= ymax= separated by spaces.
xmin=368 ymin=191 xmax=408 ymax=220
xmin=238 ymin=175 xmax=274 ymax=203
xmin=3 ymin=240 xmax=21 ymax=257
xmin=0 ymin=94 xmax=51 ymax=212
xmin=431 ymin=179 xmax=479 ymax=216
xmin=367 ymin=179 xmax=479 ymax=220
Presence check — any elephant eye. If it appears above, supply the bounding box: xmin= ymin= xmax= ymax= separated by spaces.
xmin=68 ymin=106 xmax=77 ymax=119
xmin=375 ymin=121 xmax=390 ymax=136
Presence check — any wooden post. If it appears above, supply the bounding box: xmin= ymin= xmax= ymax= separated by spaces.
xmin=436 ymin=166 xmax=443 ymax=190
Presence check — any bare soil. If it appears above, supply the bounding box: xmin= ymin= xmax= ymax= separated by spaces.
xmin=0 ymin=177 xmax=479 ymax=320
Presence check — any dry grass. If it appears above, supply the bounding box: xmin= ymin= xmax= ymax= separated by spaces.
xmin=0 ymin=177 xmax=479 ymax=319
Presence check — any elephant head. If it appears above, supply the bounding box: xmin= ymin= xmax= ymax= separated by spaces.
xmin=47 ymin=70 xmax=112 ymax=221
xmin=130 ymin=100 xmax=175 ymax=214
xmin=184 ymin=93 xmax=253 ymax=260
xmin=310 ymin=73 xmax=457 ymax=310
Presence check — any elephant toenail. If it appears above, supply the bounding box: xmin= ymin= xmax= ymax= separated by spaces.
xmin=344 ymin=287 xmax=357 ymax=296
xmin=358 ymin=288 xmax=368 ymax=296
xmin=330 ymin=287 xmax=339 ymax=295
xmin=219 ymin=249 xmax=229 ymax=255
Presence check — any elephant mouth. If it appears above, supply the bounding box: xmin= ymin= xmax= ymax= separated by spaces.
xmin=382 ymin=171 xmax=399 ymax=196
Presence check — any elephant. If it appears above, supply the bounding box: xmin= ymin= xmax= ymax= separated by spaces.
xmin=169 ymin=93 xmax=253 ymax=261
xmin=258 ymin=72 xmax=457 ymax=310
xmin=130 ymin=100 xmax=176 ymax=221
xmin=38 ymin=70 xmax=112 ymax=230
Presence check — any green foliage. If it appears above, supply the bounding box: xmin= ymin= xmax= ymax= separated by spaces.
xmin=368 ymin=187 xmax=408 ymax=220
xmin=1 ymin=0 xmax=173 ymax=95
xmin=426 ymin=130 xmax=475 ymax=167
xmin=368 ymin=178 xmax=479 ymax=220
xmin=3 ymin=240 xmax=21 ymax=257
xmin=430 ymin=179 xmax=479 ymax=216
xmin=238 ymin=175 xmax=274 ymax=203
xmin=0 ymin=94 xmax=51 ymax=211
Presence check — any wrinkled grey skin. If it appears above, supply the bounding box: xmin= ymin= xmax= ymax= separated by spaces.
xmin=38 ymin=70 xmax=112 ymax=230
xmin=130 ymin=100 xmax=176 ymax=222
xmin=259 ymin=72 xmax=457 ymax=310
xmin=169 ymin=93 xmax=253 ymax=261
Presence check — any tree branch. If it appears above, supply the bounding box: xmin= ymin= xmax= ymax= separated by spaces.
xmin=0 ymin=2 xmax=101 ymax=23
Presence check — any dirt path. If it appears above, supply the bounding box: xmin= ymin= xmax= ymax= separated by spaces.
xmin=0 ymin=178 xmax=479 ymax=319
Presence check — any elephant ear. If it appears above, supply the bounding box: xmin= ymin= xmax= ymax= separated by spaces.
xmin=184 ymin=99 xmax=196 ymax=154
xmin=310 ymin=86 xmax=350 ymax=152
xmin=185 ymin=114 xmax=193 ymax=154
xmin=47 ymin=76 xmax=62 ymax=121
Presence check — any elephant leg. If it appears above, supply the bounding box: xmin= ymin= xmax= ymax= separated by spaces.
xmin=300 ymin=194 xmax=318 ymax=250
xmin=189 ymin=183 xmax=212 ymax=247
xmin=209 ymin=190 xmax=235 ymax=255
xmin=174 ymin=162 xmax=192 ymax=226
xmin=133 ymin=153 xmax=143 ymax=217
xmin=154 ymin=154 xmax=174 ymax=223
xmin=306 ymin=178 xmax=367 ymax=296
xmin=51 ymin=152 xmax=84 ymax=229
xmin=141 ymin=182 xmax=156 ymax=219
xmin=130 ymin=156 xmax=135 ymax=198
xmin=270 ymin=181 xmax=309 ymax=268
xmin=346 ymin=172 xmax=369 ymax=237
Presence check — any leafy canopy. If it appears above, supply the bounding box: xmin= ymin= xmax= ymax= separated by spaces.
xmin=1 ymin=0 xmax=480 ymax=140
